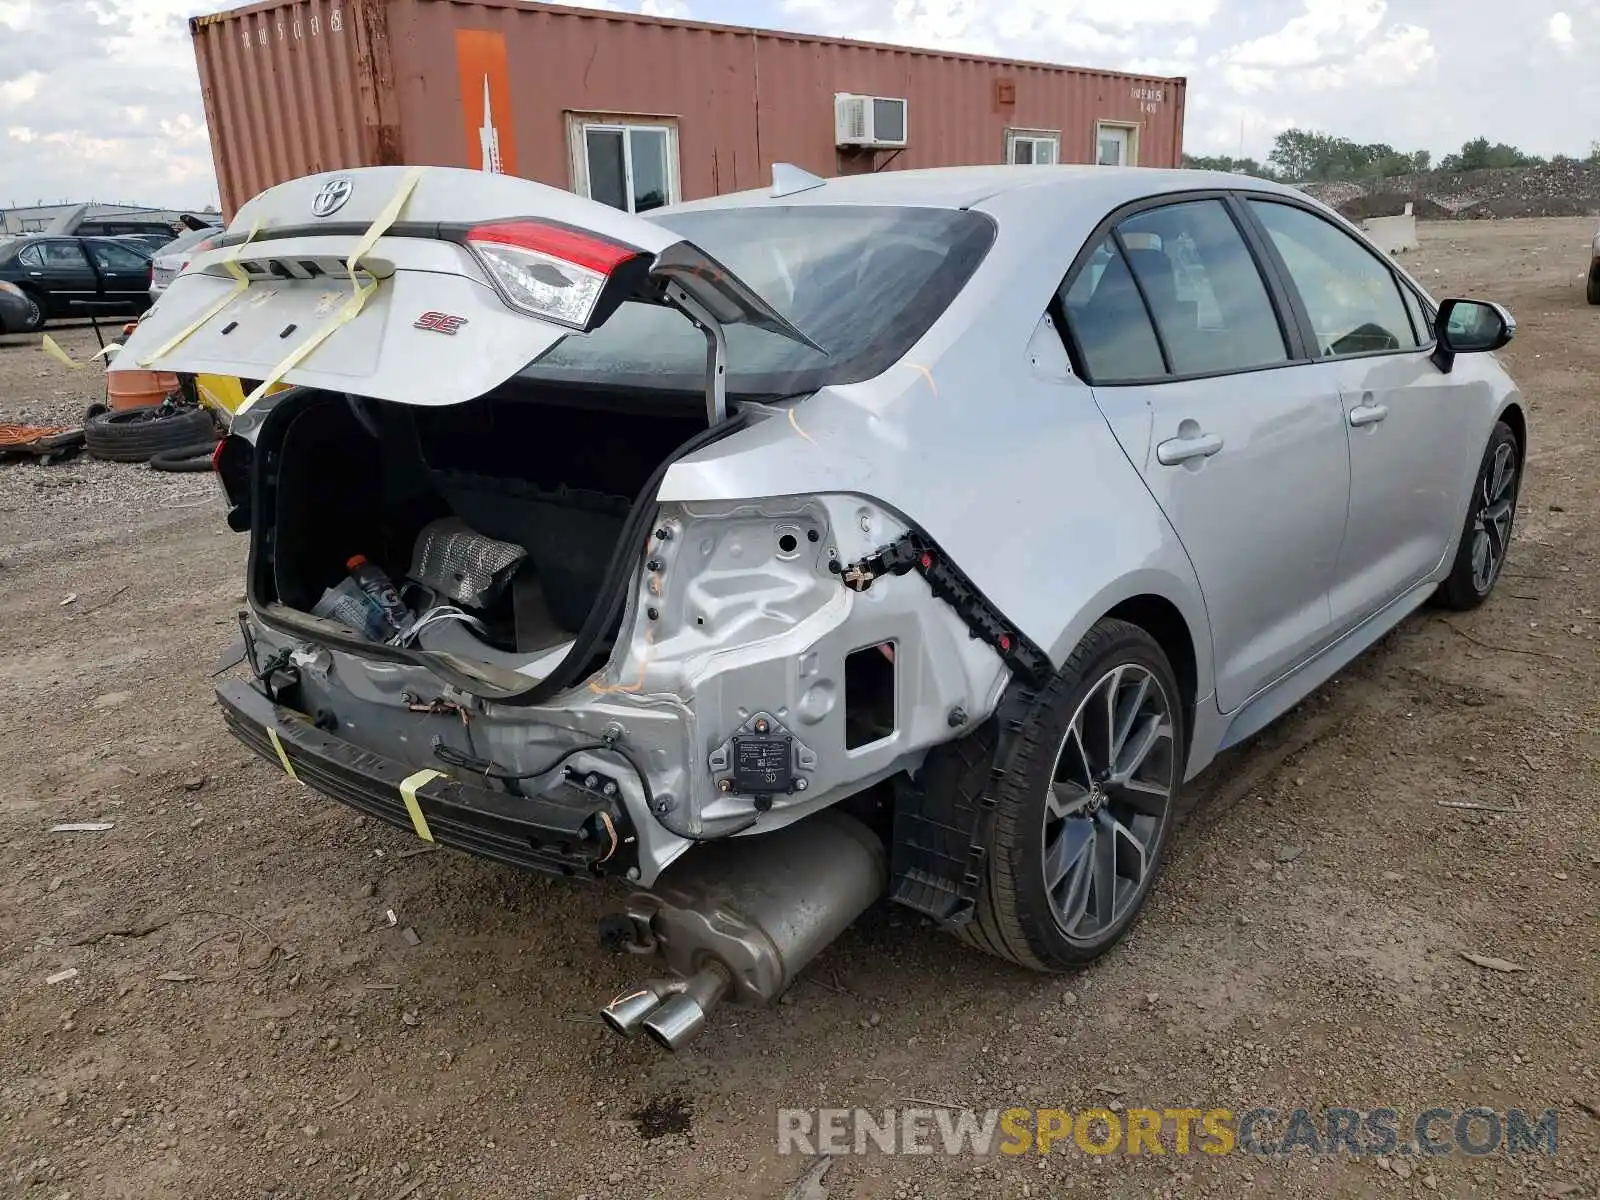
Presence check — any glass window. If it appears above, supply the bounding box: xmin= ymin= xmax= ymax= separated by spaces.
xmin=1401 ymin=284 xmax=1433 ymax=344
xmin=1007 ymin=132 xmax=1059 ymax=165
xmin=628 ymin=127 xmax=669 ymax=213
xmin=1060 ymin=235 xmax=1167 ymax=382
xmin=41 ymin=241 xmax=89 ymax=269
xmin=87 ymin=240 xmax=150 ymax=271
xmin=584 ymin=128 xmax=627 ymax=211
xmin=17 ymin=243 xmax=43 ymax=268
xmin=524 ymin=205 xmax=995 ymax=398
xmin=1249 ymin=201 xmax=1419 ymax=357
xmin=1115 ymin=200 xmax=1288 ymax=376
xmin=1096 ymin=126 xmax=1130 ymax=166
xmin=578 ymin=122 xmax=676 ymax=214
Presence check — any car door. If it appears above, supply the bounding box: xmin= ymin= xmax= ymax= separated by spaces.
xmin=85 ymin=239 xmax=153 ymax=311
xmin=1243 ymin=199 xmax=1474 ymax=628
xmin=34 ymin=239 xmax=98 ymax=314
xmin=1061 ymin=195 xmax=1351 ymax=712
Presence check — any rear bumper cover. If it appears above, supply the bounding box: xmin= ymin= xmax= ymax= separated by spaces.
xmin=216 ymin=680 xmax=632 ymax=878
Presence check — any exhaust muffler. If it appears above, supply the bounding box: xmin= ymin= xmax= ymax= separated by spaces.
xmin=599 ymin=809 xmax=886 ymax=1051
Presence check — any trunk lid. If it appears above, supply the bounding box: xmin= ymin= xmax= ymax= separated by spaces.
xmin=116 ymin=166 xmax=815 ymax=410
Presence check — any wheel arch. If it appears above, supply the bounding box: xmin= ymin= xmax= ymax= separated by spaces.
xmin=1103 ymin=593 xmax=1199 ymax=756
xmin=15 ymin=281 xmax=46 ymax=322
xmin=1497 ymin=400 xmax=1527 ymax=471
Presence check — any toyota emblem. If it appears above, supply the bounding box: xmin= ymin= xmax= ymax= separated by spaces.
xmin=311 ymin=177 xmax=353 ymax=217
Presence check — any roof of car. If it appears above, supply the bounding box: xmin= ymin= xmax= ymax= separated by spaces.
xmin=660 ymin=165 xmax=1306 ymax=215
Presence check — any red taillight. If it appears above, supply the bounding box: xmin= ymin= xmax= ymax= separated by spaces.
xmin=462 ymin=218 xmax=646 ymax=330
xmin=464 ymin=219 xmax=639 ymax=274
xmin=211 ymin=440 xmax=226 ymax=472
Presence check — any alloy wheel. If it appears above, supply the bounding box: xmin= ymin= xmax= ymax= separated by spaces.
xmin=1470 ymin=441 xmax=1517 ymax=594
xmin=1041 ymin=663 xmax=1178 ymax=942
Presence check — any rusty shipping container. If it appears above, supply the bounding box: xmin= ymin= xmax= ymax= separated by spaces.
xmin=192 ymin=0 xmax=1186 ymax=217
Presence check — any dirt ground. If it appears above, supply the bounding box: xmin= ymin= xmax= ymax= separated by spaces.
xmin=1 ymin=219 xmax=1596 ymax=1200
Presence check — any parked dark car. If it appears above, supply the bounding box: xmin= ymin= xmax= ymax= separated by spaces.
xmin=0 ymin=235 xmax=153 ymax=331
xmin=113 ymin=233 xmax=179 ymax=253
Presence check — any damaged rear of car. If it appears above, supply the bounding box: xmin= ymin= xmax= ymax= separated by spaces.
xmin=122 ymin=165 xmax=1019 ymax=1049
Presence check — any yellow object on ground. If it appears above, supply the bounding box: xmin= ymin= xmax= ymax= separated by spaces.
xmin=192 ymin=373 xmax=288 ymax=415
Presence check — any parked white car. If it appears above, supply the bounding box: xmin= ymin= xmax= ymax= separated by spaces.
xmin=148 ymin=226 xmax=220 ymax=300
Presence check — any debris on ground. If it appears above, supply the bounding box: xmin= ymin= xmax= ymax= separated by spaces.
xmin=45 ymin=968 xmax=79 ymax=985
xmin=0 ymin=422 xmax=85 ymax=465
xmin=783 ymin=1156 xmax=833 ymax=1200
xmin=50 ymin=821 xmax=114 ymax=832
xmin=1459 ymin=951 xmax=1528 ymax=973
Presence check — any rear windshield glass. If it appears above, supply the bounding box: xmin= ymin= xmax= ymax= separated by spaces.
xmin=519 ymin=204 xmax=995 ymax=397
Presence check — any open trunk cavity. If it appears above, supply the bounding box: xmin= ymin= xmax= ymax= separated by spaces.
xmin=250 ymin=384 xmax=718 ymax=699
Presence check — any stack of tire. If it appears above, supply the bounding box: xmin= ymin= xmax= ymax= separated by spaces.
xmin=83 ymin=403 xmax=220 ymax=472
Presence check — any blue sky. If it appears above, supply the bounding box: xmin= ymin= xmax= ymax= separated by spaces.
xmin=1 ymin=0 xmax=1596 ymax=207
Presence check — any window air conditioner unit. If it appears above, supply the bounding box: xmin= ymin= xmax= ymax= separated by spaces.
xmin=834 ymin=93 xmax=908 ymax=149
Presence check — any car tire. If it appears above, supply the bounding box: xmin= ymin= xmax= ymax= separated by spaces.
xmin=18 ymin=288 xmax=46 ymax=333
xmin=84 ymin=405 xmax=217 ymax=464
xmin=148 ymin=442 xmax=219 ymax=472
xmin=1436 ymin=420 xmax=1521 ymax=611
xmin=935 ymin=617 xmax=1185 ymax=972
xmin=1588 ymin=265 xmax=1600 ymax=306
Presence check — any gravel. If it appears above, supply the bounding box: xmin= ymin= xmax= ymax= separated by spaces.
xmin=0 ymin=325 xmax=222 ymax=552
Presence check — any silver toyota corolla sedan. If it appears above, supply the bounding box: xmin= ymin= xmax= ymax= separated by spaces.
xmin=119 ymin=163 xmax=1524 ymax=1051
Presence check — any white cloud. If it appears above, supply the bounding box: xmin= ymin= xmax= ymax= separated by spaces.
xmin=1212 ymin=0 xmax=1433 ymax=94
xmin=2 ymin=0 xmax=1600 ymax=208
xmin=0 ymin=70 xmax=41 ymax=105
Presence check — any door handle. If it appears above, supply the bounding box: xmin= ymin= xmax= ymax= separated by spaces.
xmin=1156 ymin=431 xmax=1224 ymax=466
xmin=1348 ymin=403 xmax=1389 ymax=427
xmin=28 ymin=271 xmax=42 ymax=277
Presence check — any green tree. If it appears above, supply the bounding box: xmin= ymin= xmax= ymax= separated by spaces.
xmin=1266 ymin=129 xmax=1421 ymax=182
xmin=1439 ymin=137 xmax=1543 ymax=171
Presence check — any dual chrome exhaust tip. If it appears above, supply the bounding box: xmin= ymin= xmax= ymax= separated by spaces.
xmin=600 ymin=967 xmax=730 ymax=1052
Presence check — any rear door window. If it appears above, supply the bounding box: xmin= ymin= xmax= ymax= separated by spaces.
xmin=1060 ymin=236 xmax=1167 ymax=382
xmin=87 ymin=241 xmax=150 ymax=271
xmin=1116 ymin=200 xmax=1289 ymax=376
xmin=41 ymin=241 xmax=90 ymax=269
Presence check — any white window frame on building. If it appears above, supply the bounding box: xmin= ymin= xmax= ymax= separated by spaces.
xmin=566 ymin=113 xmax=681 ymax=214
xmin=1005 ymin=129 xmax=1060 ymax=165
xmin=1094 ymin=122 xmax=1139 ymax=167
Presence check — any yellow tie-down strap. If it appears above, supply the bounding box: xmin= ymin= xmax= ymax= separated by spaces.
xmin=398 ymin=769 xmax=444 ymax=843
xmin=237 ymin=166 xmax=425 ymax=415
xmin=265 ymin=726 xmax=303 ymax=785
xmin=136 ymin=216 xmax=262 ymax=368
xmin=40 ymin=335 xmax=122 ymax=370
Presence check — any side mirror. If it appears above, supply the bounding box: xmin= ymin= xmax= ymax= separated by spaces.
xmin=1432 ymin=298 xmax=1514 ymax=373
